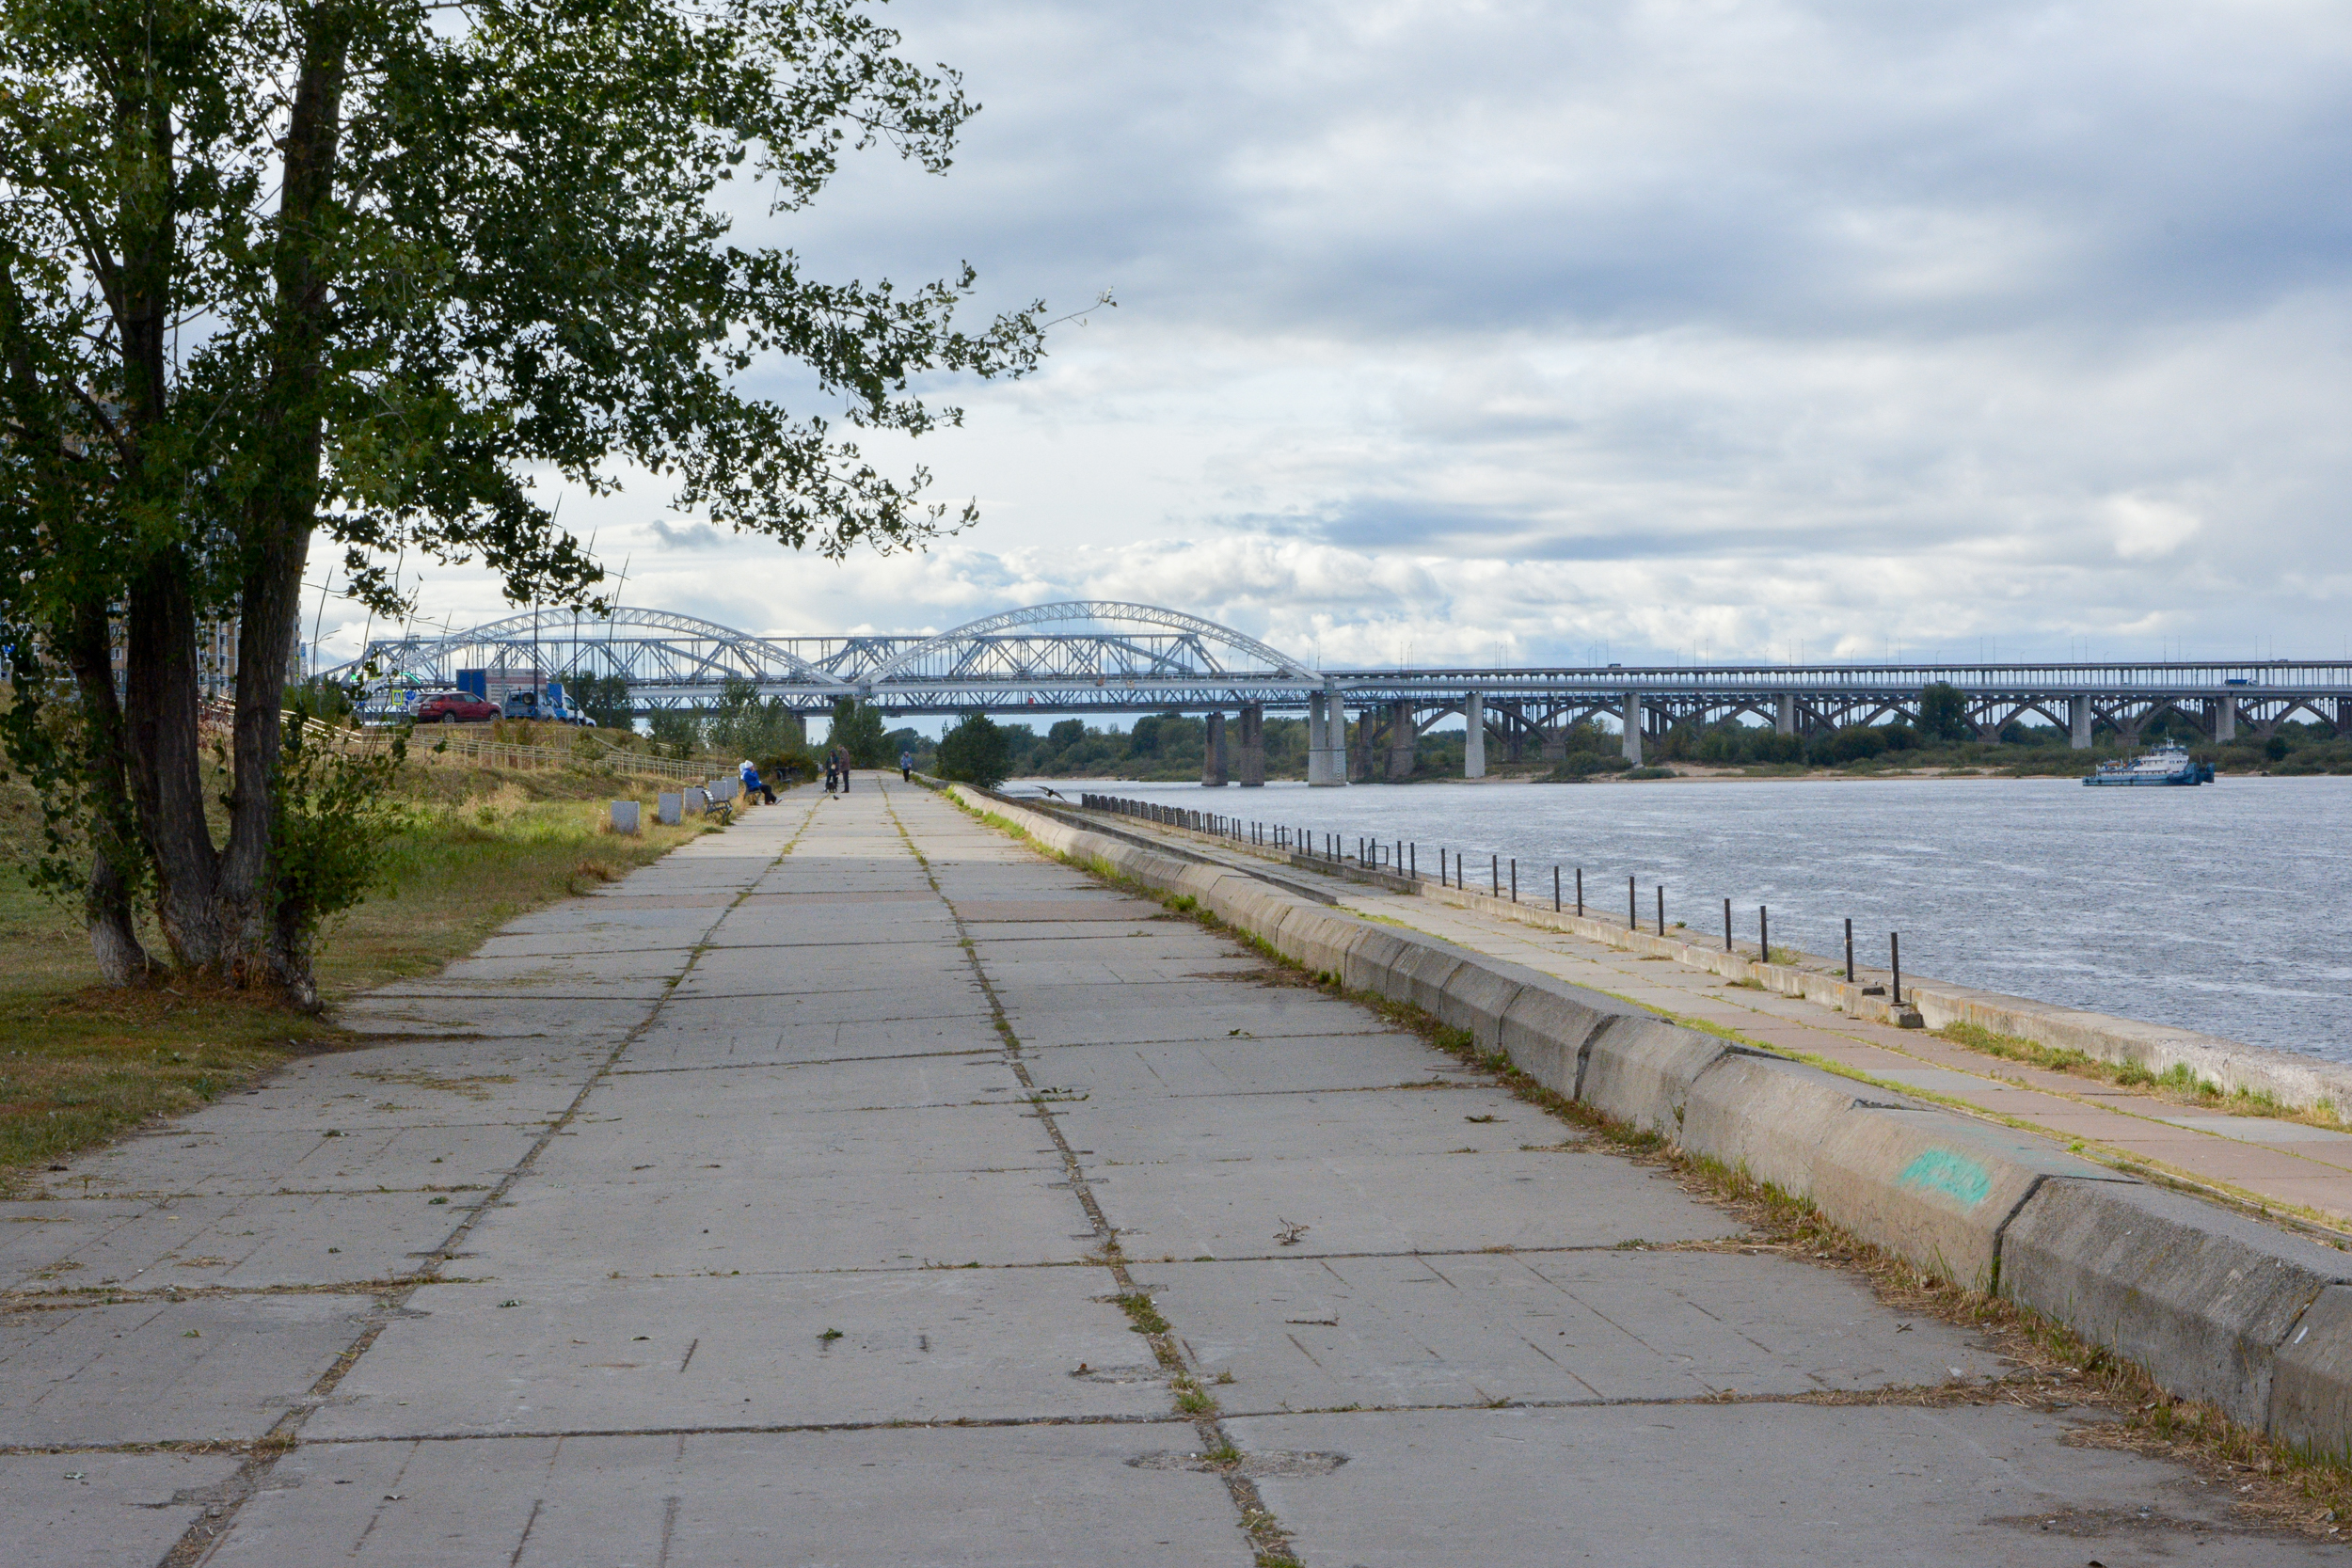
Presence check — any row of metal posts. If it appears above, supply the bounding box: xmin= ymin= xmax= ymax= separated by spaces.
xmin=1077 ymin=792 xmax=1913 ymax=1005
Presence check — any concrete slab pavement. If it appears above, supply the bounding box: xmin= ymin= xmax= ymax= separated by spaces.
xmin=1235 ymin=1404 xmax=2341 ymax=1566
xmin=5 ymin=774 xmax=2335 ymax=1563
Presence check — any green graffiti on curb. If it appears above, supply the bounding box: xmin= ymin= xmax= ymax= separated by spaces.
xmin=1898 ymin=1149 xmax=1992 ymax=1208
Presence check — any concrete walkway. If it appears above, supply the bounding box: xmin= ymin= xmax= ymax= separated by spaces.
xmin=1076 ymin=806 xmax=2352 ymax=1235
xmin=1 ymin=777 xmax=2333 ymax=1563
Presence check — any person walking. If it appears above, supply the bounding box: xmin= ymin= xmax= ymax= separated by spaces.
xmin=898 ymin=747 xmax=914 ymax=783
xmin=823 ymin=752 xmax=837 ymax=794
xmin=739 ymin=758 xmax=775 ymax=805
xmin=834 ymin=745 xmax=851 ymax=794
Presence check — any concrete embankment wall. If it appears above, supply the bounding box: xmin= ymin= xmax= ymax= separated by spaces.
xmin=1257 ymin=832 xmax=2352 ymax=1117
xmin=952 ymin=784 xmax=2352 ymax=1459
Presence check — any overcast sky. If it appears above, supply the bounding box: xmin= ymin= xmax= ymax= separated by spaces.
xmin=322 ymin=0 xmax=2352 ymax=671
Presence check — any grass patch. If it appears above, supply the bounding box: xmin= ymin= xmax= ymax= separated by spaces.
xmin=1935 ymin=1022 xmax=2340 ymax=1128
xmin=1115 ymin=1291 xmax=1172 ymax=1337
xmin=0 ymin=763 xmax=742 ymax=1188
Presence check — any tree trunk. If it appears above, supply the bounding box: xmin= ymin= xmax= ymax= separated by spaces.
xmin=61 ymin=601 xmax=151 ymax=984
xmin=212 ymin=9 xmax=349 ymax=1004
xmin=107 ymin=46 xmax=225 ymax=968
xmin=121 ymin=551 xmax=224 ymax=965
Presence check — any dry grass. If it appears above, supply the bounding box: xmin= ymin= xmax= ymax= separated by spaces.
xmin=0 ymin=763 xmax=733 ymax=1187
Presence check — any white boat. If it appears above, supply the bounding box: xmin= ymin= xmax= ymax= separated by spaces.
xmin=2083 ymin=741 xmax=2213 ymax=787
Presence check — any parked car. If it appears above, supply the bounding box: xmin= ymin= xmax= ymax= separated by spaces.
xmin=414 ymin=690 xmax=499 ymax=723
xmin=501 ymin=688 xmax=596 ymax=725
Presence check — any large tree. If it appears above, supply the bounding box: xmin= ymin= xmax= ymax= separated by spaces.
xmin=0 ymin=0 xmax=1045 ymax=1002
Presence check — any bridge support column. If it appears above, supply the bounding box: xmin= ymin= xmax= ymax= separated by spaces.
xmin=1387 ymin=700 xmax=1417 ymax=781
xmin=2070 ymin=693 xmax=2091 ymax=750
xmin=1236 ymin=704 xmax=1265 ymax=786
xmin=1503 ymin=702 xmax=1525 ymax=763
xmin=1775 ymin=694 xmax=1796 ymax=736
xmin=1307 ymin=689 xmax=1347 ymax=786
xmin=1349 ymin=707 xmax=1377 ymax=783
xmin=1200 ymin=710 xmax=1228 ymax=786
xmin=2216 ymin=695 xmax=2237 ymax=743
xmin=1463 ymin=693 xmax=1486 ymax=778
xmin=1622 ymin=691 xmax=1645 ymax=765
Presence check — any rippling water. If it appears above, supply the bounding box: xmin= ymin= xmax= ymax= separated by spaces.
xmin=1018 ymin=775 xmax=2352 ymax=1063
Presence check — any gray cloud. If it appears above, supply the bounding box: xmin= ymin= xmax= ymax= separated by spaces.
xmin=348 ymin=1 xmax=2352 ymax=667
xmin=646 ymin=519 xmax=727 ymax=550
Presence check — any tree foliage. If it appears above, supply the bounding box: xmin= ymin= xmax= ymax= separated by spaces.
xmin=0 ymin=0 xmax=1047 ymax=997
xmin=1918 ymin=683 xmax=1974 ymax=743
xmin=933 ymin=710 xmax=1008 ymax=788
xmin=827 ymin=696 xmax=889 ymax=767
xmin=565 ymin=673 xmax=634 ymax=731
xmin=710 ymin=677 xmax=803 ymax=757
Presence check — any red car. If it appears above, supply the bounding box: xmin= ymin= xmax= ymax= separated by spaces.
xmin=414 ymin=691 xmax=499 ymax=723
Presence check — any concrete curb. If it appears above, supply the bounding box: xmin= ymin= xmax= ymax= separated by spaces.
xmin=954 ymin=785 xmax=2352 ymax=1457
xmin=2003 ymin=1179 xmax=2352 ymax=1433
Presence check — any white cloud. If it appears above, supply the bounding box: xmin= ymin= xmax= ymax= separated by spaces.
xmin=2104 ymin=496 xmax=2203 ymax=562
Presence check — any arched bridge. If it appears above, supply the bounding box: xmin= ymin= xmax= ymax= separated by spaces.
xmin=332 ymin=602 xmax=2352 ymax=773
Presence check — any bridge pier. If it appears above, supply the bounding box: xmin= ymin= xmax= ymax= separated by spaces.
xmin=1464 ymin=693 xmax=1486 ymax=778
xmin=1775 ymin=693 xmax=1796 ymax=736
xmin=1236 ymin=704 xmax=1265 ymax=786
xmin=1307 ymin=689 xmax=1347 ymax=787
xmin=1622 ymin=691 xmax=1645 ymax=766
xmin=2070 ymin=693 xmax=2092 ymax=750
xmin=1349 ymin=706 xmax=1377 ymax=783
xmin=2216 ymin=695 xmax=2238 ymax=743
xmin=1201 ymin=710 xmax=1229 ymax=786
xmin=1387 ymin=700 xmax=1418 ymax=781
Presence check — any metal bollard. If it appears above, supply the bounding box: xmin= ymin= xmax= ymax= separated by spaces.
xmin=1760 ymin=905 xmax=1770 ymax=964
xmin=1629 ymin=875 xmax=1637 ymax=930
xmin=1724 ymin=896 xmax=1732 ymax=954
xmin=1553 ymin=865 xmax=1561 ymax=912
xmin=1491 ymin=854 xmax=1499 ymax=895
xmin=1891 ymin=932 xmax=1903 ymax=1006
xmin=1656 ymin=884 xmax=1664 ymax=936
xmin=1510 ymin=859 xmax=1518 ymax=902
xmin=1576 ymin=867 xmax=1583 ymax=917
xmin=1845 ymin=918 xmax=1854 ymax=983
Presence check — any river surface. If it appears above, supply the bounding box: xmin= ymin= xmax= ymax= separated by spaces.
xmin=1012 ymin=775 xmax=2352 ymax=1064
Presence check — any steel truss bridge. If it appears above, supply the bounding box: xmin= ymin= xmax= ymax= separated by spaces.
xmin=330 ymin=601 xmax=2352 ymax=748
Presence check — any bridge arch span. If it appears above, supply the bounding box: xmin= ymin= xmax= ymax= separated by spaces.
xmin=865 ymin=601 xmax=1318 ymax=689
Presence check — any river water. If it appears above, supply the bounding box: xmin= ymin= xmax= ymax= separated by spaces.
xmin=1014 ymin=775 xmax=2352 ymax=1064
